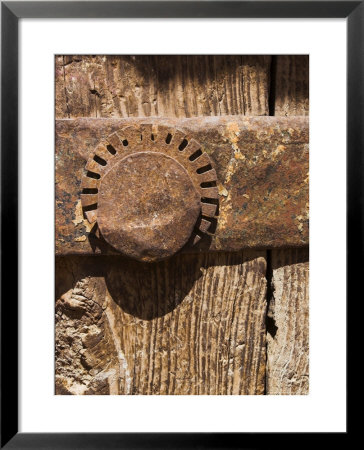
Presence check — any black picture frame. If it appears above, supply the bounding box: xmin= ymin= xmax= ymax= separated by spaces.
xmin=1 ymin=1 xmax=355 ymax=448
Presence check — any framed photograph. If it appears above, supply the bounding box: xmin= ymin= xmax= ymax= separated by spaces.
xmin=1 ymin=1 xmax=354 ymax=447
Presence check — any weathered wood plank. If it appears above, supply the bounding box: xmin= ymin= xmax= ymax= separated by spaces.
xmin=272 ymin=55 xmax=309 ymax=116
xmin=55 ymin=56 xmax=70 ymax=118
xmin=55 ymin=55 xmax=271 ymax=119
xmin=266 ymin=55 xmax=309 ymax=394
xmin=55 ymin=252 xmax=267 ymax=395
xmin=266 ymin=248 xmax=309 ymax=394
xmin=55 ymin=54 xmax=273 ymax=396
xmin=241 ymin=55 xmax=271 ymax=115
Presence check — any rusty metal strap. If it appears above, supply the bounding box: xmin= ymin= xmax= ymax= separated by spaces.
xmin=56 ymin=116 xmax=308 ymax=255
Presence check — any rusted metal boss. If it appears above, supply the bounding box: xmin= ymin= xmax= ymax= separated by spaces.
xmin=81 ymin=125 xmax=218 ymax=262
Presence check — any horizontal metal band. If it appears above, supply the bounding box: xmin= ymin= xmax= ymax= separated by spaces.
xmin=56 ymin=115 xmax=308 ymax=255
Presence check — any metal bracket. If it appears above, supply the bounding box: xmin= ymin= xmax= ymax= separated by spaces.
xmin=56 ymin=115 xmax=309 ymax=258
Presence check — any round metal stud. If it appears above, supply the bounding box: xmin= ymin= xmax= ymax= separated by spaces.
xmin=97 ymin=152 xmax=201 ymax=262
xmin=81 ymin=124 xmax=219 ymax=262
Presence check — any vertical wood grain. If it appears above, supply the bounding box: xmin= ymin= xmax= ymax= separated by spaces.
xmin=56 ymin=253 xmax=267 ymax=395
xmin=267 ymin=54 xmax=309 ymax=394
xmin=272 ymin=55 xmax=309 ymax=116
xmin=55 ymin=55 xmax=273 ymax=395
xmin=55 ymin=55 xmax=271 ymax=119
xmin=266 ymin=249 xmax=309 ymax=394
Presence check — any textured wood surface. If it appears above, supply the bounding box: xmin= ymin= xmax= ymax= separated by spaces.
xmin=56 ymin=252 xmax=267 ymax=395
xmin=55 ymin=55 xmax=309 ymax=395
xmin=272 ymin=55 xmax=309 ymax=116
xmin=55 ymin=55 xmax=271 ymax=395
xmin=266 ymin=249 xmax=309 ymax=394
xmin=55 ymin=55 xmax=271 ymax=119
xmin=266 ymin=55 xmax=309 ymax=394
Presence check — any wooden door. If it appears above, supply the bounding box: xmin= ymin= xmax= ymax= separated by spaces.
xmin=55 ymin=55 xmax=309 ymax=395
